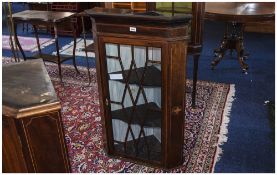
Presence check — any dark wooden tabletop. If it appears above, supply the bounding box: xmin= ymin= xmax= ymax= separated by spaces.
xmin=11 ymin=10 xmax=75 ymax=24
xmin=3 ymin=59 xmax=59 ymax=117
xmin=85 ymin=7 xmax=192 ymax=25
xmin=205 ymin=2 xmax=275 ymax=22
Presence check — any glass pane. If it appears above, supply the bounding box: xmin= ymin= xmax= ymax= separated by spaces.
xmin=105 ymin=43 xmax=162 ymax=162
xmin=156 ymin=2 xmax=192 ymax=15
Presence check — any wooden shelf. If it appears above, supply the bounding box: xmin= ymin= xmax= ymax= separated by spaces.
xmin=109 ymin=65 xmax=161 ymax=87
xmin=114 ymin=135 xmax=161 ymax=161
xmin=111 ymin=102 xmax=161 ymax=128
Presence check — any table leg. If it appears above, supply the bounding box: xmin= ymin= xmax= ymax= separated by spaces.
xmin=211 ymin=34 xmax=229 ymax=69
xmin=81 ymin=15 xmax=92 ymax=85
xmin=236 ymin=37 xmax=249 ymax=73
xmin=13 ymin=23 xmax=27 ymax=61
xmin=33 ymin=25 xmax=42 ymax=57
xmin=192 ymin=54 xmax=200 ymax=108
xmin=71 ymin=21 xmax=80 ymax=74
xmin=211 ymin=22 xmax=249 ymax=72
xmin=54 ymin=24 xmax=62 ymax=82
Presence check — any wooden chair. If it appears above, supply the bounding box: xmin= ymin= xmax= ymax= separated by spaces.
xmin=146 ymin=2 xmax=205 ymax=108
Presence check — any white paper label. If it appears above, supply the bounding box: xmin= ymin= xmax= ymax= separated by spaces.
xmin=109 ymin=73 xmax=123 ymax=80
xmin=130 ymin=27 xmax=136 ymax=32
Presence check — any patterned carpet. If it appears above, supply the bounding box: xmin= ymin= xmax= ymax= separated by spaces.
xmin=2 ymin=35 xmax=54 ymax=52
xmin=2 ymin=58 xmax=235 ymax=173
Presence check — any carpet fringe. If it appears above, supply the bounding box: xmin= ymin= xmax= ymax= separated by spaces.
xmin=212 ymin=84 xmax=235 ymax=172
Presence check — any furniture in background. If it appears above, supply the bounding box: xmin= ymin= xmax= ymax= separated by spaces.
xmin=205 ymin=2 xmax=275 ymax=73
xmin=11 ymin=10 xmax=79 ymax=81
xmin=147 ymin=2 xmax=205 ymax=108
xmin=3 ymin=59 xmax=71 ymax=173
xmin=27 ymin=2 xmax=100 ymax=36
xmin=105 ymin=2 xmax=146 ymax=12
xmin=27 ymin=2 xmax=51 ymax=33
xmin=85 ymin=7 xmax=191 ymax=168
xmin=50 ymin=2 xmax=93 ymax=36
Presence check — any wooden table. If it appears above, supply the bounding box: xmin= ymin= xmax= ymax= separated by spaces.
xmin=11 ymin=10 xmax=79 ymax=81
xmin=3 ymin=59 xmax=71 ymax=172
xmin=205 ymin=2 xmax=275 ymax=72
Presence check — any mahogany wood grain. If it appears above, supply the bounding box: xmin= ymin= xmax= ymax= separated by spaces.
xmin=205 ymin=2 xmax=275 ymax=22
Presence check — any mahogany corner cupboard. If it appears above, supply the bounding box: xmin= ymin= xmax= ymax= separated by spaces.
xmin=85 ymin=7 xmax=191 ymax=168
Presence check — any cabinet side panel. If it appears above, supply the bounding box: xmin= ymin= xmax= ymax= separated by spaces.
xmin=2 ymin=116 xmax=28 ymax=173
xmin=165 ymin=41 xmax=187 ymax=168
xmin=20 ymin=111 xmax=70 ymax=173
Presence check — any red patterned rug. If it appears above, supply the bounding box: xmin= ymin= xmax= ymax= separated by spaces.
xmin=2 ymin=58 xmax=235 ymax=173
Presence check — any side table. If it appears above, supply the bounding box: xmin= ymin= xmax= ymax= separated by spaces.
xmin=11 ymin=10 xmax=80 ymax=81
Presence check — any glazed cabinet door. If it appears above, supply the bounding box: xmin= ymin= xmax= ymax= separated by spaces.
xmin=99 ymin=36 xmax=166 ymax=165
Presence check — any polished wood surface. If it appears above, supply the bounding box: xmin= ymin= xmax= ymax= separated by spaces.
xmin=87 ymin=7 xmax=190 ymax=168
xmin=11 ymin=10 xmax=75 ymax=24
xmin=85 ymin=7 xmax=191 ymax=25
xmin=3 ymin=59 xmax=71 ymax=173
xmin=205 ymin=2 xmax=275 ymax=22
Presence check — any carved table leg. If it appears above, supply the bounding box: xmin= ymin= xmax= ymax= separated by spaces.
xmin=211 ymin=35 xmax=229 ymax=69
xmin=236 ymin=37 xmax=249 ymax=73
xmin=211 ymin=22 xmax=249 ymax=73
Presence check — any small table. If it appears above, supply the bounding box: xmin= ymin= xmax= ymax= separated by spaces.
xmin=205 ymin=2 xmax=275 ymax=72
xmin=3 ymin=59 xmax=71 ymax=172
xmin=11 ymin=10 xmax=80 ymax=81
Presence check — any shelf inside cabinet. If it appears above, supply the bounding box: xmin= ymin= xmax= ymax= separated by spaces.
xmin=111 ymin=102 xmax=161 ymax=128
xmin=109 ymin=65 xmax=161 ymax=87
xmin=114 ymin=135 xmax=161 ymax=161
